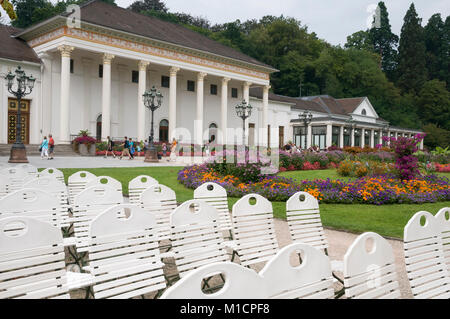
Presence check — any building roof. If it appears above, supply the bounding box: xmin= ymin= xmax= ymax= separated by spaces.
xmin=249 ymin=87 xmax=325 ymax=113
xmin=49 ymin=0 xmax=274 ymax=71
xmin=337 ymin=97 xmax=365 ymax=114
xmin=0 ymin=25 xmax=41 ymax=64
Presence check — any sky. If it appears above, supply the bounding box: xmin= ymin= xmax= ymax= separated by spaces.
xmin=113 ymin=0 xmax=449 ymax=45
xmin=2 ymin=0 xmax=449 ymax=45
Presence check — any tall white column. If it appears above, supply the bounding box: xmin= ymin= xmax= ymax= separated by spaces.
xmin=262 ymin=85 xmax=270 ymax=147
xmin=81 ymin=58 xmax=92 ymax=133
xmin=420 ymin=138 xmax=424 ymax=150
xmin=168 ymin=67 xmax=180 ymax=141
xmin=220 ymin=77 xmax=230 ymax=145
xmin=394 ymin=131 xmax=398 ymax=139
xmin=57 ymin=45 xmax=74 ymax=144
xmin=326 ymin=123 xmax=332 ymax=148
xmin=370 ymin=129 xmax=375 ymax=147
xmin=351 ymin=127 xmax=355 ymax=146
xmin=196 ymin=72 xmax=207 ymax=146
xmin=117 ymin=64 xmax=128 ymax=137
xmin=101 ymin=53 xmax=114 ymax=141
xmin=339 ymin=126 xmax=344 ymax=148
xmin=306 ymin=124 xmax=312 ymax=149
xmin=361 ymin=128 xmax=365 ymax=147
xmin=243 ymin=81 xmax=252 ymax=145
xmin=39 ymin=53 xmax=53 ymax=140
xmin=379 ymin=130 xmax=383 ymax=145
xmin=137 ymin=60 xmax=149 ymax=142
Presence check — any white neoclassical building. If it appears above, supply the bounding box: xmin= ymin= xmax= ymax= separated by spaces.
xmin=0 ymin=0 xmax=423 ymax=149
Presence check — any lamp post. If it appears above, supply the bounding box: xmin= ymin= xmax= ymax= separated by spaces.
xmin=5 ymin=66 xmax=35 ymax=163
xmin=235 ymin=100 xmax=252 ymax=162
xmin=143 ymin=85 xmax=163 ymax=163
xmin=299 ymin=110 xmax=312 ymax=149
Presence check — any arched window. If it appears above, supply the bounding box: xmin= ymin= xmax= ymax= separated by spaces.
xmin=361 ymin=109 xmax=367 ymax=116
xmin=209 ymin=123 xmax=217 ymax=143
xmin=159 ymin=119 xmax=169 ymax=142
xmin=96 ymin=114 xmax=102 ymax=141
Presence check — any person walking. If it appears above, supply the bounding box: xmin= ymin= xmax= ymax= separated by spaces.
xmin=105 ymin=136 xmax=116 ymax=158
xmin=129 ymin=137 xmax=135 ymax=160
xmin=170 ymin=138 xmax=177 ymax=162
xmin=48 ymin=134 xmax=55 ymax=160
xmin=119 ymin=136 xmax=131 ymax=160
xmin=162 ymin=142 xmax=167 ymax=158
xmin=40 ymin=136 xmax=49 ymax=159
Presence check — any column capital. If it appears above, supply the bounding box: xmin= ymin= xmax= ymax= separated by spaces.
xmin=103 ymin=53 xmax=115 ymax=65
xmin=197 ymin=72 xmax=207 ymax=81
xmin=170 ymin=66 xmax=180 ymax=76
xmin=222 ymin=77 xmax=231 ymax=84
xmin=263 ymin=84 xmax=271 ymax=91
xmin=57 ymin=45 xmax=74 ymax=58
xmin=243 ymin=81 xmax=252 ymax=88
xmin=138 ymin=60 xmax=150 ymax=71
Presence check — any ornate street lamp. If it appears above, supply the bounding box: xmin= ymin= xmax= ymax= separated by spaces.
xmin=5 ymin=66 xmax=35 ymax=163
xmin=143 ymin=85 xmax=163 ymax=162
xmin=235 ymin=100 xmax=252 ymax=163
xmin=299 ymin=110 xmax=313 ymax=127
xmin=298 ymin=110 xmax=312 ymax=149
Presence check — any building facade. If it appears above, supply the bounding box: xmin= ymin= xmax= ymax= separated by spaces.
xmin=0 ymin=1 xmax=423 ymax=150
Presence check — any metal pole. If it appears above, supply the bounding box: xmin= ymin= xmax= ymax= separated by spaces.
xmin=15 ymin=95 xmax=22 ymax=145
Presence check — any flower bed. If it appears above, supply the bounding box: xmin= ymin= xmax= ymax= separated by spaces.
xmin=337 ymin=160 xmax=394 ymax=177
xmin=178 ymin=164 xmax=450 ymax=205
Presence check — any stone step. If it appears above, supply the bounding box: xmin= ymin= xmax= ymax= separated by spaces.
xmin=0 ymin=144 xmax=80 ymax=157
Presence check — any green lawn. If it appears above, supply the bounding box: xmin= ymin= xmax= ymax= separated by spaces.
xmin=55 ymin=167 xmax=450 ymax=239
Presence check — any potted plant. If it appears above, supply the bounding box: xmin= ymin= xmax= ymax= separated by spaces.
xmin=73 ymin=129 xmax=97 ymax=156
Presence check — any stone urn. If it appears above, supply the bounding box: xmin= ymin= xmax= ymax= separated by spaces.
xmin=78 ymin=143 xmax=95 ymax=156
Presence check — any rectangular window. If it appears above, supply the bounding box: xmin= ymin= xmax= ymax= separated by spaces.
xmin=312 ymin=126 xmax=326 ymax=150
xmin=332 ymin=126 xmax=340 ymax=147
xmin=210 ymin=84 xmax=218 ymax=95
xmin=70 ymin=59 xmax=74 ymax=74
xmin=187 ymin=80 xmax=195 ymax=92
xmin=344 ymin=127 xmax=351 ymax=146
xmin=354 ymin=129 xmax=361 ymax=147
xmin=231 ymin=88 xmax=238 ymax=98
xmin=161 ymin=76 xmax=170 ymax=88
xmin=293 ymin=126 xmax=307 ymax=149
xmin=364 ymin=130 xmax=371 ymax=146
xmin=99 ymin=64 xmax=103 ymax=78
xmin=132 ymin=70 xmax=139 ymax=83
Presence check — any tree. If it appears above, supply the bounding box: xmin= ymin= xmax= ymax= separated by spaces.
xmin=422 ymin=123 xmax=450 ymax=149
xmin=418 ymin=80 xmax=450 ymax=130
xmin=368 ymin=2 xmax=399 ymax=80
xmin=424 ymin=14 xmax=445 ymax=82
xmin=396 ymin=3 xmax=427 ymax=94
xmin=0 ymin=0 xmax=17 ymax=20
xmin=344 ymin=30 xmax=372 ymax=50
xmin=128 ymin=0 xmax=167 ymax=13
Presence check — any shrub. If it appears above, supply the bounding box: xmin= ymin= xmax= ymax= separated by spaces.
xmin=337 ymin=160 xmax=353 ymax=176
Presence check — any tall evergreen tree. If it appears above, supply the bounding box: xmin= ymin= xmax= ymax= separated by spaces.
xmin=424 ymin=14 xmax=445 ymax=82
xmin=443 ymin=16 xmax=450 ymax=88
xmin=368 ymin=1 xmax=399 ymax=80
xmin=396 ymin=3 xmax=427 ymax=94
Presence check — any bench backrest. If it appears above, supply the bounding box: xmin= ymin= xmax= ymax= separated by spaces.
xmin=403 ymin=211 xmax=450 ymax=298
xmin=170 ymin=200 xmax=228 ymax=278
xmin=344 ymin=232 xmax=401 ymax=299
xmin=161 ymin=261 xmax=267 ymax=299
xmin=260 ymin=243 xmax=334 ymax=299
xmin=435 ymin=207 xmax=450 ymax=277
xmin=0 ymin=216 xmax=69 ymax=299
xmin=140 ymin=184 xmax=177 ymax=241
xmin=194 ymin=182 xmax=232 ymax=235
xmin=286 ymin=192 xmax=328 ymax=251
xmin=88 ymin=204 xmax=166 ymax=299
xmin=128 ymin=175 xmax=158 ymax=204
xmin=232 ymin=194 xmax=278 ymax=267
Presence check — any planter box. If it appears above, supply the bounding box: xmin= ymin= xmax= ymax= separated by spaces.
xmin=79 ymin=143 xmax=95 ymax=156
